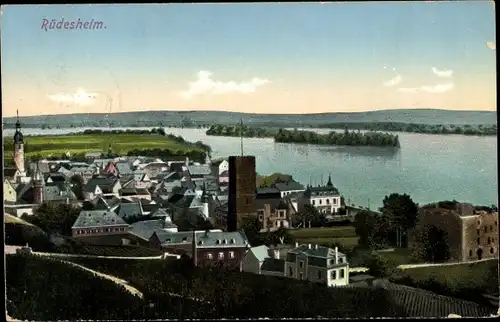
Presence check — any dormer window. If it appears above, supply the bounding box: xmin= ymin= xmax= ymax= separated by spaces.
xmin=182 ymin=237 xmax=187 ymax=242
xmin=216 ymin=239 xmax=220 ymax=244
xmin=230 ymin=238 xmax=235 ymax=244
xmin=198 ymin=240 xmax=203 ymax=245
xmin=223 ymin=239 xmax=227 ymax=244
xmin=165 ymin=238 xmax=171 ymax=243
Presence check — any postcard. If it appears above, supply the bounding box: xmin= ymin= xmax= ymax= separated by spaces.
xmin=2 ymin=2 xmax=498 ymax=320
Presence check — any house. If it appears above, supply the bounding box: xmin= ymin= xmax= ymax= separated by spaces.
xmin=103 ymin=162 xmax=119 ymax=177
xmin=141 ymin=162 xmax=169 ymax=179
xmin=133 ymin=171 xmax=151 ymax=189
xmin=241 ymin=245 xmax=270 ymax=274
xmin=261 ymin=257 xmax=286 ymax=277
xmin=83 ymin=177 xmax=122 ymax=200
xmin=284 ymin=243 xmax=349 ymax=287
xmin=149 ymin=230 xmax=250 ymax=269
xmin=44 ymin=173 xmax=67 ymax=184
xmin=4 ymin=179 xmax=17 ymax=203
xmin=116 ymin=202 xmax=144 ymax=220
xmin=410 ymin=201 xmax=499 ymax=262
xmin=128 ymin=218 xmax=178 ymax=242
xmin=187 ymin=165 xmax=212 ymax=179
xmin=303 ymin=175 xmax=342 ymax=214
xmin=71 ymin=210 xmax=130 ymax=238
xmin=85 ymin=152 xmax=103 ymax=160
xmin=84 ymin=195 xmax=122 ymax=212
xmin=115 ymin=161 xmax=134 ymax=178
xmin=120 ymin=187 xmax=152 ymax=201
xmin=255 ymin=197 xmax=296 ymax=231
xmin=273 ymin=181 xmax=306 ymax=198
xmin=68 ymin=166 xmax=97 ymax=184
xmin=212 ymin=159 xmax=229 ymax=176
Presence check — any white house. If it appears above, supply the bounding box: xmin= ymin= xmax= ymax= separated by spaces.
xmin=241 ymin=245 xmax=270 ymax=274
xmin=303 ymin=175 xmax=342 ymax=214
xmin=284 ymin=243 xmax=349 ymax=287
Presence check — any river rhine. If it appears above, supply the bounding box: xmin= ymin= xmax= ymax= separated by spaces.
xmin=4 ymin=127 xmax=497 ymax=210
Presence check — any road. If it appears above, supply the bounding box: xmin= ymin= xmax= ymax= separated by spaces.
xmin=32 ymin=251 xmax=164 ymax=260
xmin=350 ymin=258 xmax=496 ymax=273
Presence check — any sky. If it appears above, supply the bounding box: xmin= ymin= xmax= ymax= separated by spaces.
xmin=1 ymin=2 xmax=497 ymax=117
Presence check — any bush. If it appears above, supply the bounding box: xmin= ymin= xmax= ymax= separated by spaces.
xmin=4 ymin=223 xmax=55 ymax=252
xmin=364 ymin=252 xmax=396 ymax=278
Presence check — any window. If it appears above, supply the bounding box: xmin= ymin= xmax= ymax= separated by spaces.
xmin=289 ymin=267 xmax=293 ymax=277
xmin=216 ymin=240 xmax=220 ymax=244
xmin=326 ymin=199 xmax=330 ymax=204
xmin=312 ymin=200 xmax=315 ymax=205
xmin=330 ymin=270 xmax=337 ymax=280
xmin=329 ymin=259 xmax=334 ymax=265
xmin=469 ymin=250 xmax=473 ymax=257
xmin=218 ymin=252 xmax=224 ymax=259
xmin=182 ymin=237 xmax=187 ymax=242
xmin=488 ymin=237 xmax=491 ymax=244
xmin=340 ymin=269 xmax=345 ymax=278
xmin=333 ymin=198 xmax=338 ymax=205
xmin=299 ymin=261 xmax=304 ymax=268
xmin=223 ymin=239 xmax=227 ymax=244
xmin=477 ymin=229 xmax=480 ymax=235
xmin=338 ymin=257 xmax=343 ymax=264
xmin=258 ymin=215 xmax=263 ymax=221
xmin=477 ymin=238 xmax=480 ymax=245
xmin=319 ymin=199 xmax=322 ymax=205
xmin=206 ymin=253 xmax=213 ymax=259
xmin=485 ymin=226 xmax=488 ymax=233
xmin=230 ymin=238 xmax=235 ymax=244
xmin=198 ymin=240 xmax=203 ymax=245
xmin=490 ymin=225 xmax=494 ymax=232
xmin=491 ymin=248 xmax=495 ymax=254
xmin=299 ymin=272 xmax=303 ymax=280
xmin=229 ymin=251 xmax=235 ymax=259
xmin=317 ymin=270 xmax=322 ymax=280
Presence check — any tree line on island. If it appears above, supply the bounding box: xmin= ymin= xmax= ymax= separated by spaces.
xmin=206 ymin=124 xmax=400 ymax=148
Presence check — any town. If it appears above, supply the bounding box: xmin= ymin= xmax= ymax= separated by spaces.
xmin=4 ymin=112 xmax=499 ymax=319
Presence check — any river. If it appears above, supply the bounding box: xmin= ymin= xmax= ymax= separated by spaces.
xmin=3 ymin=127 xmax=497 ymax=209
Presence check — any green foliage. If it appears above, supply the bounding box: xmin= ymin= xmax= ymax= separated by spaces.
xmin=64 ymin=257 xmax=403 ymax=318
xmin=294 ymin=204 xmax=327 ymax=228
xmin=23 ymin=203 xmax=80 ymax=236
xmin=57 ymin=243 xmax=164 ymax=257
xmin=380 ymin=193 xmax=419 ymax=248
xmin=4 ymin=223 xmax=55 ymax=252
xmin=364 ymin=251 xmax=397 ymax=278
xmin=353 ymin=210 xmax=391 ymax=249
xmin=409 ymin=225 xmax=450 ymax=263
xmin=256 ymin=172 xmax=294 ymax=188
xmin=6 ymin=254 xmax=146 ymax=320
xmin=390 ymin=260 xmax=498 ymax=304
xmin=207 ymin=124 xmax=401 ymax=148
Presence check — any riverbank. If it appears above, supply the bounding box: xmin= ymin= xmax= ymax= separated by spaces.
xmin=207 ymin=124 xmax=400 ymax=148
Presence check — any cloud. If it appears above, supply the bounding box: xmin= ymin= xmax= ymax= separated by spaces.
xmin=47 ymin=89 xmax=97 ymax=105
xmin=383 ymin=75 xmax=402 ymax=87
xmin=397 ymin=87 xmax=419 ymax=94
xmin=487 ymin=41 xmax=496 ymax=50
xmin=181 ymin=70 xmax=270 ymax=99
xmin=420 ymin=83 xmax=454 ymax=93
xmin=432 ymin=67 xmax=453 ymax=78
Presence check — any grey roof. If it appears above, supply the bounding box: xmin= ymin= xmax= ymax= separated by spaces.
xmin=150 ymin=208 xmax=171 ymax=218
xmin=289 ymin=244 xmax=346 ymax=259
xmin=72 ymin=210 xmax=128 ymax=229
xmin=44 ymin=182 xmax=77 ymax=201
xmin=255 ymin=197 xmax=290 ymax=211
xmin=129 ymin=219 xmax=177 ymax=240
xmin=187 ymin=165 xmax=212 ymax=176
xmin=115 ymin=161 xmax=134 ymax=176
xmin=154 ymin=230 xmax=249 ymax=248
xmin=304 ymin=185 xmax=340 ymax=197
xmin=84 ymin=177 xmax=119 ymax=193
xmin=257 ymin=187 xmax=281 ymax=195
xmin=249 ymin=245 xmax=269 ymax=262
xmin=28 ymin=162 xmax=51 ymax=174
xmin=117 ymin=202 xmax=143 ymax=218
xmin=274 ymin=181 xmax=305 ymax=192
xmin=261 ymin=258 xmax=285 ymax=272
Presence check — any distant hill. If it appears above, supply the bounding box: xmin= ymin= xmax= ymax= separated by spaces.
xmin=3 ymin=109 xmax=497 ymax=128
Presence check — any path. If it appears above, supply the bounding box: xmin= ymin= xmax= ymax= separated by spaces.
xmin=350 ymin=258 xmax=496 ymax=273
xmin=33 ymin=251 xmax=164 ymax=260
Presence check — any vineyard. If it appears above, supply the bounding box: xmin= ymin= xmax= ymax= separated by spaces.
xmin=64 ymin=257 xmax=404 ymax=318
xmin=59 ymin=244 xmax=164 ymax=257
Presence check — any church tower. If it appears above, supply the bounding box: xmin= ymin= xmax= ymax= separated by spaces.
xmin=33 ymin=162 xmax=45 ymax=205
xmin=13 ymin=109 xmax=26 ymax=177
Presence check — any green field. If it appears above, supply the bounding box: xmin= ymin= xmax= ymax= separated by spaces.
xmin=59 ymin=244 xmax=164 ymax=257
xmin=376 ymin=248 xmax=411 ymax=266
xmin=288 ymin=226 xmax=359 ymax=251
xmin=4 ymin=133 xmax=205 ymax=158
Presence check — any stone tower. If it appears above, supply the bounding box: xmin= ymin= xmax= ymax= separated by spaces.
xmin=33 ymin=162 xmax=45 ymax=205
xmin=13 ymin=109 xmax=26 ymax=177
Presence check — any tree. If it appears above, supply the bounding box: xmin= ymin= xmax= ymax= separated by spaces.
xmin=23 ymin=203 xmax=80 ymax=236
xmin=295 ymin=204 xmax=325 ymax=228
xmin=379 ymin=193 xmax=419 ymax=248
xmin=354 ymin=210 xmax=391 ymax=249
xmin=410 ymin=225 xmax=450 ymax=263
xmin=364 ymin=251 xmax=396 ymax=278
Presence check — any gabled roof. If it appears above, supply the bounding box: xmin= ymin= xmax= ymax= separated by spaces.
xmin=248 ymin=245 xmax=269 ymax=262
xmin=117 ymin=202 xmax=143 ymax=218
xmin=115 ymin=161 xmax=134 ymax=176
xmin=187 ymin=165 xmax=212 ymax=176
xmin=289 ymin=244 xmax=345 ymax=259
xmin=261 ymin=258 xmax=285 ymax=272
xmin=274 ymin=181 xmax=305 ymax=192
xmin=129 ymin=219 xmax=177 ymax=240
xmin=151 ymin=208 xmax=170 ymax=218
xmin=154 ymin=230 xmax=249 ymax=248
xmin=84 ymin=177 xmax=119 ymax=193
xmin=72 ymin=210 xmax=128 ymax=229
xmin=44 ymin=182 xmax=77 ymax=202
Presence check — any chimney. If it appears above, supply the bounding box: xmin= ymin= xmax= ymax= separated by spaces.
xmin=308 ymin=244 xmax=311 ymax=249
xmin=295 ymin=242 xmax=299 ymax=248
xmin=335 ymin=246 xmax=338 ymax=263
xmin=273 ymin=249 xmax=280 ymax=259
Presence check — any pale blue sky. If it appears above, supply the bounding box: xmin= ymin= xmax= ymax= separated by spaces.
xmin=1 ymin=2 xmax=496 ymax=116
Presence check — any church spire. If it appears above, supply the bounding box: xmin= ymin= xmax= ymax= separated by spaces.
xmin=14 ymin=109 xmax=24 ymax=144
xmin=326 ymin=173 xmax=333 ymax=187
